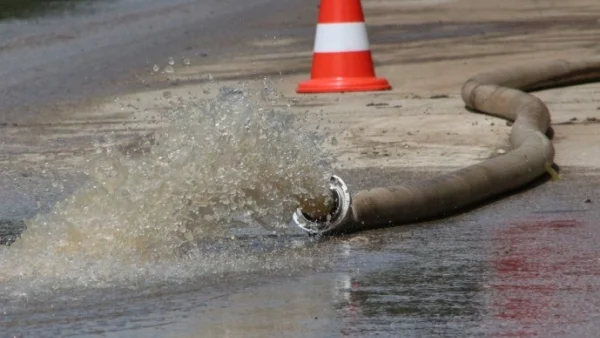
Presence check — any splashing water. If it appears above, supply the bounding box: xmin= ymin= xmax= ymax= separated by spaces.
xmin=0 ymin=85 xmax=333 ymax=298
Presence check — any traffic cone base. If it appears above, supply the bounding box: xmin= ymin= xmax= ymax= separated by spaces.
xmin=298 ymin=50 xmax=390 ymax=93
xmin=297 ymin=77 xmax=390 ymax=93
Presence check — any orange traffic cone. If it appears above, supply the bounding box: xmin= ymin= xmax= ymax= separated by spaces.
xmin=297 ymin=0 xmax=391 ymax=93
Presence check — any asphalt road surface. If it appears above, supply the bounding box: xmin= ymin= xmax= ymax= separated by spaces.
xmin=3 ymin=1 xmax=600 ymax=337
xmin=0 ymin=0 xmax=314 ymax=123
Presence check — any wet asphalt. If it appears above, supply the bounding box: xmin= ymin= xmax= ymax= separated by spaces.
xmin=2 ymin=1 xmax=600 ymax=337
xmin=0 ymin=0 xmax=315 ymax=123
xmin=3 ymin=167 xmax=599 ymax=337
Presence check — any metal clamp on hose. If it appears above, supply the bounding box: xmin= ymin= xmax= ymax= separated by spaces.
xmin=292 ymin=175 xmax=352 ymax=235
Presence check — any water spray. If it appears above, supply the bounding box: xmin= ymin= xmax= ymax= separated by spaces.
xmin=292 ymin=58 xmax=600 ymax=235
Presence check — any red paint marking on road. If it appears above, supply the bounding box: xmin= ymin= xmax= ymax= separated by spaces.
xmin=489 ymin=218 xmax=596 ymax=337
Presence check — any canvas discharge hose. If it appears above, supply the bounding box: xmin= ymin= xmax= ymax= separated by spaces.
xmin=291 ymin=58 xmax=600 ymax=235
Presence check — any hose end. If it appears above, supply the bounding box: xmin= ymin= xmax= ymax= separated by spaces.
xmin=292 ymin=175 xmax=352 ymax=235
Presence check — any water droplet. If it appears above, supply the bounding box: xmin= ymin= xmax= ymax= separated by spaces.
xmin=164 ymin=66 xmax=174 ymax=73
xmin=183 ymin=58 xmax=191 ymax=66
xmin=152 ymin=64 xmax=160 ymax=72
xmin=168 ymin=57 xmax=175 ymax=65
xmin=0 ymin=84 xmax=333 ymax=296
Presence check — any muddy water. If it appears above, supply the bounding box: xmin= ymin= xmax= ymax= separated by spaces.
xmin=3 ymin=165 xmax=599 ymax=337
xmin=0 ymin=85 xmax=333 ymax=290
xmin=2 ymin=94 xmax=599 ymax=335
xmin=0 ymin=84 xmax=335 ymax=335
xmin=3 ymin=0 xmax=600 ymax=337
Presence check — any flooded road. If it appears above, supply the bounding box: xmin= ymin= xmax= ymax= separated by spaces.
xmin=2 ymin=0 xmax=600 ymax=337
xmin=3 ymin=166 xmax=599 ymax=337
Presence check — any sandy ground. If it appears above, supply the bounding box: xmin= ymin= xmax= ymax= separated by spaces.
xmin=2 ymin=0 xmax=600 ymax=174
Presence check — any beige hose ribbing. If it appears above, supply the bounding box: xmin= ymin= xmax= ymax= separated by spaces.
xmin=326 ymin=58 xmax=600 ymax=233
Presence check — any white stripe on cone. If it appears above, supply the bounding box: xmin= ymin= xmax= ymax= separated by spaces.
xmin=313 ymin=22 xmax=370 ymax=53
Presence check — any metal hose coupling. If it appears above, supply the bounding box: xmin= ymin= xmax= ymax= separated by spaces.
xmin=292 ymin=175 xmax=353 ymax=235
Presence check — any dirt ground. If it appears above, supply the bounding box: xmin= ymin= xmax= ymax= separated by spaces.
xmin=3 ymin=0 xmax=599 ymax=174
